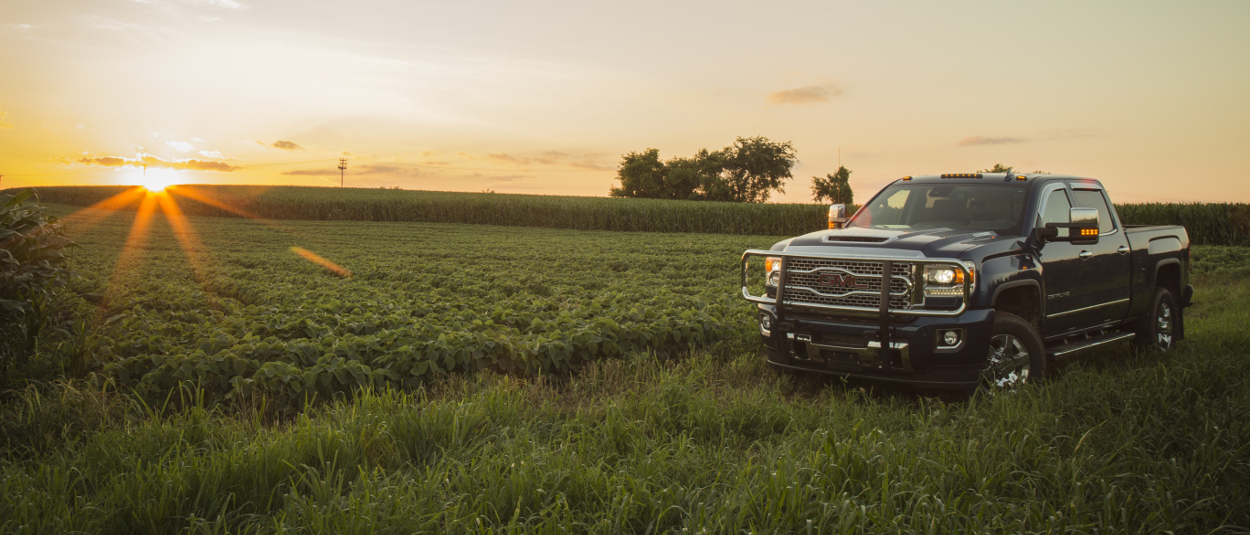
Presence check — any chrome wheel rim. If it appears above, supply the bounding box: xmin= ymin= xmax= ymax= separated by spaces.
xmin=1156 ymin=301 xmax=1173 ymax=349
xmin=987 ymin=333 xmax=1030 ymax=387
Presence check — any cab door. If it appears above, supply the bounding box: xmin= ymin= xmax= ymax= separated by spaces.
xmin=1035 ymin=186 xmax=1085 ymax=336
xmin=1066 ymin=186 xmax=1132 ymax=326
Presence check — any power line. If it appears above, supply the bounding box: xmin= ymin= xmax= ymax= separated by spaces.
xmin=238 ymin=158 xmax=342 ymax=168
xmin=406 ymin=164 xmax=610 ymax=173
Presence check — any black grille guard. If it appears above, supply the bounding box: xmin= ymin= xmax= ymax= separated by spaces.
xmin=741 ymin=250 xmax=974 ymax=365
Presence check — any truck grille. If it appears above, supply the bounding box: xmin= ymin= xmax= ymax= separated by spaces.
xmin=782 ymin=260 xmax=913 ymax=309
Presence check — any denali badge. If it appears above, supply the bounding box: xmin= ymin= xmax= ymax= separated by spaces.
xmin=818 ymin=272 xmax=871 ymax=289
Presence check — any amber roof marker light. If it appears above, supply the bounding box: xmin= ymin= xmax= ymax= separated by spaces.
xmin=940 ymin=173 xmax=983 ymax=179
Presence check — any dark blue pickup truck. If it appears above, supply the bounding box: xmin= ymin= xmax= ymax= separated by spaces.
xmin=741 ymin=172 xmax=1193 ymax=390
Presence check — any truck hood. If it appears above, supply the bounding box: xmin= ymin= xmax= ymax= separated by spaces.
xmin=780 ymin=227 xmax=1006 ymax=259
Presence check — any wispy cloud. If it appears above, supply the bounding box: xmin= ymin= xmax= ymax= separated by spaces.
xmin=767 ymin=83 xmax=843 ymax=105
xmin=282 ymin=164 xmax=420 ymax=176
xmin=485 ymin=150 xmax=610 ymax=170
xmin=87 ymin=17 xmax=148 ymax=31
xmin=131 ymin=0 xmax=245 ymax=10
xmin=1042 ymin=127 xmax=1097 ymax=140
xmin=0 ymin=110 xmax=12 ymax=129
xmin=77 ymin=154 xmax=241 ymax=172
xmin=956 ymin=136 xmax=1026 ymax=147
xmin=272 ymin=140 xmax=303 ymax=151
xmin=199 ymin=150 xmax=224 ymax=158
xmin=167 ymin=140 xmax=194 ymax=152
xmin=191 ymin=0 xmax=245 ymax=9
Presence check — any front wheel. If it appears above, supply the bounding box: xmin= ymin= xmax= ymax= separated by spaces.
xmin=1132 ymin=288 xmax=1177 ymax=353
xmin=982 ymin=312 xmax=1047 ymax=388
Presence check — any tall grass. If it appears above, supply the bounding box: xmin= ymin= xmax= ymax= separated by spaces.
xmin=1 ymin=265 xmax=1247 ymax=533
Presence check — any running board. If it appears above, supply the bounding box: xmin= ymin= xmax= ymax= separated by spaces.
xmin=1047 ymin=331 xmax=1136 ymax=360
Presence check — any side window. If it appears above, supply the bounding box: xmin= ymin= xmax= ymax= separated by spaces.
xmin=1041 ymin=190 xmax=1071 ymax=225
xmin=871 ymin=188 xmax=910 ymax=225
xmin=1071 ymin=189 xmax=1115 ymax=233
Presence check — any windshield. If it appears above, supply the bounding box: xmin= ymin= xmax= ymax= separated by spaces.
xmin=847 ymin=184 xmax=1028 ymax=235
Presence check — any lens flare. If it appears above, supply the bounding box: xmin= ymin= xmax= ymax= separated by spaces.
xmin=291 ymin=247 xmax=352 ymax=278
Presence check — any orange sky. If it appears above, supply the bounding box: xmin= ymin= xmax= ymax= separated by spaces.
xmin=3 ymin=0 xmax=1248 ymax=203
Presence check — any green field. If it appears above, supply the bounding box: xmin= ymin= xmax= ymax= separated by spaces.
xmin=39 ymin=202 xmax=768 ymax=407
xmin=1 ymin=200 xmax=1248 ymax=533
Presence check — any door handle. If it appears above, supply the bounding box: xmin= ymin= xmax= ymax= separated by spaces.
xmin=1079 ymin=250 xmax=1092 ymax=259
xmin=1117 ymin=246 xmax=1129 ymax=254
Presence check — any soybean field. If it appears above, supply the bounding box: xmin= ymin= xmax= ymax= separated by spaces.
xmin=54 ymin=202 xmax=775 ymax=408
xmin=0 ymin=195 xmax=1248 ymax=533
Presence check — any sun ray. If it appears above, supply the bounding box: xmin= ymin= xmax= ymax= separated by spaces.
xmin=168 ymin=185 xmax=301 ymax=236
xmin=291 ymin=247 xmax=352 ymax=278
xmin=156 ymin=192 xmax=214 ymax=287
xmin=58 ymin=187 xmax=147 ymax=235
xmin=100 ymin=192 xmax=160 ymax=307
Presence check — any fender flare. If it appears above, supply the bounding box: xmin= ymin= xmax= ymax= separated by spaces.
xmin=991 ymin=279 xmax=1041 ymax=308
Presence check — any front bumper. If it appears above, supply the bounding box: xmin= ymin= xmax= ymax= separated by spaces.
xmin=758 ymin=304 xmax=995 ymax=389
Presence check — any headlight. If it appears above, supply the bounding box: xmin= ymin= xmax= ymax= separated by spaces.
xmin=925 ymin=266 xmax=964 ymax=286
xmin=765 ymin=256 xmax=781 ymax=287
xmin=924 ymin=264 xmax=973 ymax=298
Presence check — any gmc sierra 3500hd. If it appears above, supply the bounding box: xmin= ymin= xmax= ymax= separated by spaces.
xmin=740 ymin=172 xmax=1193 ymax=390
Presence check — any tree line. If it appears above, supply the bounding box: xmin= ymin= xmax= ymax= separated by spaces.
xmin=609 ymin=136 xmax=854 ymax=205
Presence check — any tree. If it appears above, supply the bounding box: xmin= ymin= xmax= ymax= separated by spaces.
xmin=609 ymin=149 xmax=667 ymax=199
xmin=811 ymin=166 xmax=853 ymax=204
xmin=714 ymin=137 xmax=797 ymax=203
xmin=978 ymin=164 xmax=1048 ymax=174
xmin=980 ymin=163 xmax=1014 ymax=173
xmin=609 ymin=136 xmax=797 ymax=203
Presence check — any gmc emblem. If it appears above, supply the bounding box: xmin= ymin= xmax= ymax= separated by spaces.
xmin=818 ymin=273 xmax=871 ymax=289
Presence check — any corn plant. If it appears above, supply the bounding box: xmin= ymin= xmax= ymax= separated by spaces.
xmin=0 ymin=190 xmax=76 ymax=373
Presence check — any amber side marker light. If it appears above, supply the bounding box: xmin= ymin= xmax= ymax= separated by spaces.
xmin=1080 ymin=228 xmax=1099 ymax=237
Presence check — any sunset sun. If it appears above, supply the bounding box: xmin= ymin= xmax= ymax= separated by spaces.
xmin=138 ymin=169 xmax=177 ymax=193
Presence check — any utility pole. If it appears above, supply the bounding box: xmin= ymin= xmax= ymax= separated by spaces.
xmin=338 ymin=158 xmax=347 ymax=187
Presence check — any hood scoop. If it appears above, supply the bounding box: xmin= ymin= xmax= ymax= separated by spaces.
xmin=823 ymin=235 xmax=891 ymax=243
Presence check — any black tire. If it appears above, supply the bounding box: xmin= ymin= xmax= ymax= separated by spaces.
xmin=982 ymin=312 xmax=1047 ymax=388
xmin=1132 ymin=288 xmax=1177 ymax=353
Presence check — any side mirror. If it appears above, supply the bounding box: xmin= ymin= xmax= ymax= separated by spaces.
xmin=828 ymin=204 xmax=848 ymax=229
xmin=1035 ymin=207 xmax=1100 ymax=245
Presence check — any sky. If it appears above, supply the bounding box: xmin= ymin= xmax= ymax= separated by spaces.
xmin=2 ymin=0 xmax=1248 ymax=203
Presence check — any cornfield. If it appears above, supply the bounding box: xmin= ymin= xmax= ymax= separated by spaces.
xmin=10 ymin=185 xmax=1247 ymax=245
xmin=1116 ymin=202 xmax=1250 ymax=247
xmin=11 ymin=185 xmax=830 ymax=236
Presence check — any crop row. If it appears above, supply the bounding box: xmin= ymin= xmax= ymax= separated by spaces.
xmin=18 ymin=185 xmax=832 ymax=236
xmin=1115 ymin=202 xmax=1250 ymax=247
xmin=55 ymin=206 xmax=772 ymax=408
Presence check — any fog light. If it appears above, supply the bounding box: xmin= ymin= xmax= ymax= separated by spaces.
xmin=943 ymin=330 xmax=959 ymax=345
xmin=759 ymin=313 xmax=773 ymax=335
xmin=937 ymin=329 xmax=962 ymax=347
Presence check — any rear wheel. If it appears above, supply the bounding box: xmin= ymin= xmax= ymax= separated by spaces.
xmin=982 ymin=312 xmax=1047 ymax=388
xmin=1132 ymin=288 xmax=1177 ymax=353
